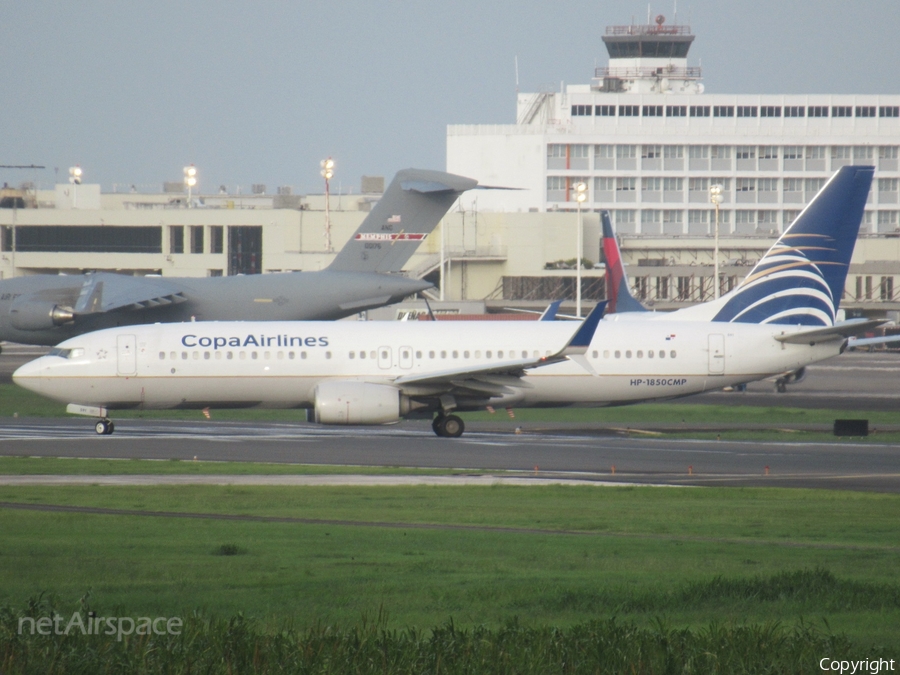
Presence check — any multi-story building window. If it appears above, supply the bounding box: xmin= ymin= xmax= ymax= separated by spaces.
xmin=547 ymin=176 xmax=567 ymax=201
xmin=807 ymin=106 xmax=829 ymax=117
xmin=688 ymin=145 xmax=709 ymax=170
xmin=783 ymin=178 xmax=803 ymax=203
xmin=760 ymin=106 xmax=782 ymax=117
xmin=615 ymin=144 xmax=637 ymax=170
xmin=642 ymin=177 xmax=662 ymax=202
xmin=595 ymin=104 xmax=616 ymax=116
xmin=614 ymin=210 xmax=636 ymax=233
xmin=880 ymin=276 xmax=894 ymax=301
xmin=616 ymin=177 xmax=637 ymax=201
xmin=783 ymin=210 xmax=801 ymax=228
xmin=806 ymin=146 xmax=827 ymax=170
xmin=688 ymin=209 xmax=710 ymax=234
xmin=879 ymin=178 xmax=899 ymax=204
xmin=676 ymin=276 xmax=692 ymax=301
xmin=663 ymin=178 xmax=683 ymax=191
xmin=856 ymin=106 xmax=876 ymax=118
xmin=570 ymin=144 xmax=590 ymax=170
xmin=689 ymin=105 xmax=710 ymax=117
xmin=805 ymin=178 xmax=826 ymax=199
xmin=757 ymin=210 xmax=778 ymax=231
xmin=571 ymin=104 xmax=592 ymax=116
xmin=209 ymin=226 xmax=224 ymax=254
xmin=759 ymin=146 xmax=778 ymax=160
xmin=666 ymin=105 xmax=687 ymax=117
xmin=735 ymin=210 xmax=756 ymax=233
xmin=757 ymin=178 xmax=778 ymax=203
xmin=854 ymin=146 xmax=874 ymax=161
xmin=643 ymin=105 xmax=663 ymax=117
xmin=662 ymin=209 xmax=683 ymax=234
xmin=736 ymin=146 xmax=756 ymax=160
xmin=642 ymin=145 xmax=662 ymax=158
xmin=877 ymin=211 xmax=899 ymax=232
xmin=737 ymin=106 xmax=757 ymax=117
xmin=688 ymin=177 xmax=708 ymax=191
xmin=879 ymin=146 xmax=900 ymax=171
xmin=713 ymin=105 xmax=734 ymax=117
xmin=594 ymin=144 xmax=615 ymax=169
xmin=880 ymin=106 xmax=900 ymax=118
xmin=663 ymin=146 xmax=683 ymax=159
xmin=784 ymin=106 xmax=805 ymax=117
xmin=656 ymin=276 xmax=670 ymax=299
xmin=619 ymin=105 xmax=639 ymax=116
xmin=832 ymin=146 xmax=852 ymax=169
xmin=547 ymin=144 xmax=567 ymax=169
xmin=641 ymin=209 xmax=662 ymax=235
xmin=594 ymin=176 xmax=615 ymax=199
xmin=736 ymin=178 xmax=756 ymax=203
xmin=832 ymin=106 xmax=853 ymax=117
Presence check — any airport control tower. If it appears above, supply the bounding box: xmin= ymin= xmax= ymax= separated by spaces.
xmin=595 ymin=15 xmax=703 ymax=95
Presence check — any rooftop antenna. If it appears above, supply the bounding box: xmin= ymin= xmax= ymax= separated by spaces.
xmin=515 ymin=55 xmax=519 ymax=94
xmin=647 ymin=4 xmax=651 ymax=23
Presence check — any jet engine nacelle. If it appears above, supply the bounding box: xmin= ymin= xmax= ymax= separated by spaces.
xmin=8 ymin=300 xmax=75 ymax=331
xmin=314 ymin=381 xmax=404 ymax=425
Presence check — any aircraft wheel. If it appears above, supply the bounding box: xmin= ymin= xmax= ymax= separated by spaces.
xmin=432 ymin=415 xmax=443 ymax=435
xmin=440 ymin=415 xmax=465 ymax=438
xmin=775 ymin=379 xmax=787 ymax=393
xmin=95 ymin=419 xmax=113 ymax=435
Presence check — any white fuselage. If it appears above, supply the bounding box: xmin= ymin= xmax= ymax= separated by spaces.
xmin=13 ymin=319 xmax=840 ymax=412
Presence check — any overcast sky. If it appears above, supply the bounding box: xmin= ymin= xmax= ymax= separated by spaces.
xmin=1 ymin=0 xmax=898 ymax=195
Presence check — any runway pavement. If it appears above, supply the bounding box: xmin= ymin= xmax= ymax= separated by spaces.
xmin=2 ymin=344 xmax=899 ymax=493
xmin=1 ymin=417 xmax=898 ymax=492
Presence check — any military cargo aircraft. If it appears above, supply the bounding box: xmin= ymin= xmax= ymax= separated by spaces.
xmin=0 ymin=169 xmax=475 ymax=348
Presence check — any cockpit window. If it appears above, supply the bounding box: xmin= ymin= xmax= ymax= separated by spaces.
xmin=47 ymin=347 xmax=84 ymax=359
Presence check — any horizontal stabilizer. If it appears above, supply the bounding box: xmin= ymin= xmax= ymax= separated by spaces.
xmin=775 ymin=319 xmax=886 ymax=344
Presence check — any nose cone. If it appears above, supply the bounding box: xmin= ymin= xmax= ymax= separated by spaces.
xmin=13 ymin=357 xmax=56 ymax=398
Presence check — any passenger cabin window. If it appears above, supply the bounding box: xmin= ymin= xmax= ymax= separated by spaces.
xmin=670 ymin=350 xmax=677 ymax=358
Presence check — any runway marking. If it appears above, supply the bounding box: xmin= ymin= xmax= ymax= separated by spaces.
xmin=0 ymin=500 xmax=894 ymax=552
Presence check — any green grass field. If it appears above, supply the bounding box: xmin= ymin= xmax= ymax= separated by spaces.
xmin=0 ymin=484 xmax=897 ymax=651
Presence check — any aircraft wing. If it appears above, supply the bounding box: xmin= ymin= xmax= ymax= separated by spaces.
xmin=73 ymin=273 xmax=188 ymax=315
xmin=774 ymin=319 xmax=886 ymax=344
xmin=393 ymin=302 xmax=605 ymax=394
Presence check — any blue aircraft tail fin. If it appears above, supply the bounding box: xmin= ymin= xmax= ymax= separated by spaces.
xmin=712 ymin=165 xmax=874 ymax=326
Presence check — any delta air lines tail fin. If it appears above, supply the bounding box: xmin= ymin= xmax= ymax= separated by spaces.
xmin=601 ymin=211 xmax=648 ymax=314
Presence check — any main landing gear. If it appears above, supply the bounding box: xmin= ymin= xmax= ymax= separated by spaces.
xmin=432 ymin=413 xmax=465 ymax=438
xmin=94 ymin=419 xmax=115 ymax=435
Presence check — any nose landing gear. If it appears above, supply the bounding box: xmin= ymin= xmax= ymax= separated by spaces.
xmin=94 ymin=419 xmax=115 ymax=435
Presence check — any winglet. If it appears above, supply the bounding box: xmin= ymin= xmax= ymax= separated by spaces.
xmin=561 ymin=301 xmax=606 ymax=356
xmin=539 ymin=300 xmax=563 ymax=321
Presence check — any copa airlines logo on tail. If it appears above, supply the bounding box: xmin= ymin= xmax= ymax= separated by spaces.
xmin=712 ymin=236 xmax=838 ymax=327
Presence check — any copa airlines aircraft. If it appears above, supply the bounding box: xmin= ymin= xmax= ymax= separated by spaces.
xmin=13 ymin=166 xmax=878 ymax=438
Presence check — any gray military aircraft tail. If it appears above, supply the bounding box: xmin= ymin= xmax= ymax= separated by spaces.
xmin=0 ymin=168 xmax=476 ymax=347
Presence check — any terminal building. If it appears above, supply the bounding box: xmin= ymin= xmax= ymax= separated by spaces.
xmin=1 ymin=16 xmax=899 ymax=321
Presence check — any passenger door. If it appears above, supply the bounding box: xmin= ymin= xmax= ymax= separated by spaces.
xmin=707 ymin=333 xmax=725 ymax=375
xmin=117 ymin=334 xmax=137 ymax=376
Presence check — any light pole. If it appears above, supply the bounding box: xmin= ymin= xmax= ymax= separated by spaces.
xmin=574 ymin=181 xmax=587 ymax=318
xmin=68 ymin=165 xmax=82 ymax=208
xmin=320 ymin=158 xmax=335 ymax=252
xmin=709 ymin=183 xmax=723 ymax=299
xmin=183 ymin=165 xmax=197 ymax=208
